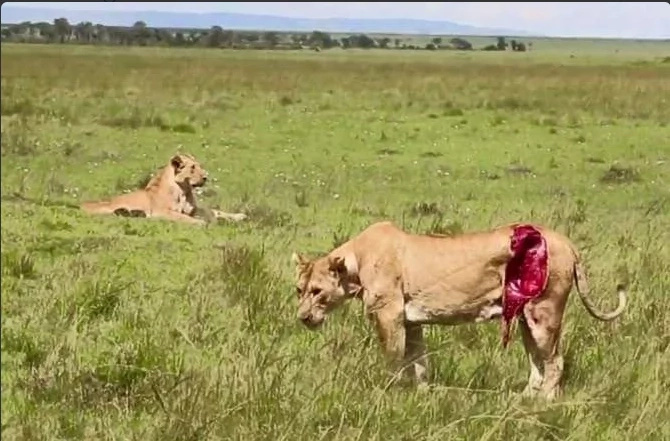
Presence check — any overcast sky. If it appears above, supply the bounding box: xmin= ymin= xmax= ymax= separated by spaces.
xmin=4 ymin=2 xmax=670 ymax=38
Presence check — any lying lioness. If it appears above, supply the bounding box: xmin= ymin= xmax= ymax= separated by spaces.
xmin=81 ymin=153 xmax=248 ymax=225
xmin=291 ymin=221 xmax=627 ymax=400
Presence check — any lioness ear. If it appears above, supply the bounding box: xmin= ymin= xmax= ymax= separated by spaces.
xmin=291 ymin=252 xmax=309 ymax=267
xmin=171 ymin=155 xmax=184 ymax=170
xmin=328 ymin=256 xmax=347 ymax=276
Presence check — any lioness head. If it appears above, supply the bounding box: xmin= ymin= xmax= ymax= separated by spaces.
xmin=291 ymin=252 xmax=361 ymax=329
xmin=171 ymin=154 xmax=208 ymax=188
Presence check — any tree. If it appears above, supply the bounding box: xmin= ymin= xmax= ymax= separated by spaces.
xmin=53 ymin=17 xmax=71 ymax=43
xmin=496 ymin=36 xmax=508 ymax=51
xmin=349 ymin=34 xmax=375 ymax=49
xmin=154 ymin=28 xmax=173 ymax=46
xmin=33 ymin=22 xmax=56 ymax=42
xmin=308 ymin=30 xmax=334 ymax=48
xmin=431 ymin=37 xmax=442 ymax=46
xmin=207 ymin=25 xmax=224 ymax=47
xmin=236 ymin=32 xmax=259 ymax=43
xmin=449 ymin=37 xmax=472 ymax=50
xmin=132 ymin=21 xmax=151 ymax=46
xmin=262 ymin=31 xmax=280 ymax=47
xmin=394 ymin=38 xmax=401 ymax=48
xmin=94 ymin=24 xmax=109 ymax=43
xmin=74 ymin=21 xmax=94 ymax=43
xmin=378 ymin=37 xmax=391 ymax=49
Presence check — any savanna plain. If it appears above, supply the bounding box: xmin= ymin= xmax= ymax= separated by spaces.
xmin=1 ymin=40 xmax=670 ymax=440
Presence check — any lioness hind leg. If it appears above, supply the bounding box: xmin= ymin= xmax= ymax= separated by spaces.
xmin=113 ymin=208 xmax=147 ymax=218
xmin=113 ymin=207 xmax=132 ymax=217
xmin=129 ymin=209 xmax=147 ymax=218
xmin=520 ymin=300 xmax=566 ymax=401
xmin=519 ymin=317 xmax=545 ymax=398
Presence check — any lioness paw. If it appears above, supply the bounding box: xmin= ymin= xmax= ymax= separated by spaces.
xmin=231 ymin=213 xmax=248 ymax=222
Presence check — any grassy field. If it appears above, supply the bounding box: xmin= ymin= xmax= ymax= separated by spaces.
xmin=1 ymin=41 xmax=670 ymax=440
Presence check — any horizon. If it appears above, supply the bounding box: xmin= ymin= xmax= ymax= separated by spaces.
xmin=2 ymin=2 xmax=670 ymax=39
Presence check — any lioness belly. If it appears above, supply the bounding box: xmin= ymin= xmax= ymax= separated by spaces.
xmin=403 ymin=297 xmax=503 ymax=325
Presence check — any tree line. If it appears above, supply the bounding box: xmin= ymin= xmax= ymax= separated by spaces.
xmin=0 ymin=18 xmax=531 ymax=52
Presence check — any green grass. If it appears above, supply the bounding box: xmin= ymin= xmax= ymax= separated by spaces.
xmin=2 ymin=42 xmax=670 ymax=440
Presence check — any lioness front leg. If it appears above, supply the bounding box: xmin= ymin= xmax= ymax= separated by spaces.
xmin=211 ymin=209 xmax=248 ymax=222
xmin=368 ymin=293 xmax=425 ymax=385
xmin=156 ymin=211 xmax=207 ymax=226
xmin=406 ymin=324 xmax=429 ymax=386
xmin=371 ymin=306 xmax=407 ymax=383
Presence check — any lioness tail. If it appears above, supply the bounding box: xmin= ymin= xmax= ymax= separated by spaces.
xmin=573 ymin=260 xmax=627 ymax=321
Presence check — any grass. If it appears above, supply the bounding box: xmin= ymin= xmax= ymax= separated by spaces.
xmin=2 ymin=41 xmax=670 ymax=440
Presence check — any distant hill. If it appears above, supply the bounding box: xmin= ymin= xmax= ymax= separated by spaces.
xmin=0 ymin=5 xmax=537 ymax=37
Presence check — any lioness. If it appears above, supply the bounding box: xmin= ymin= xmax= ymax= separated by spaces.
xmin=81 ymin=153 xmax=248 ymax=225
xmin=291 ymin=221 xmax=627 ymax=400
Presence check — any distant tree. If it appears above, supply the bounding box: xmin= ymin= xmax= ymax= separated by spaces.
xmin=221 ymin=30 xmax=234 ymax=46
xmin=94 ymin=23 xmax=109 ymax=43
xmin=425 ymin=43 xmax=437 ymax=50
xmin=33 ymin=21 xmax=56 ymax=42
xmin=53 ymin=17 xmax=71 ymax=43
xmin=516 ymin=42 xmax=526 ymax=52
xmin=74 ymin=21 xmax=94 ymax=43
xmin=349 ymin=34 xmax=375 ymax=48
xmin=496 ymin=36 xmax=508 ymax=51
xmin=510 ymin=39 xmax=518 ymax=51
xmin=132 ymin=21 xmax=151 ymax=46
xmin=308 ymin=30 xmax=334 ymax=48
xmin=262 ymin=31 xmax=280 ymax=47
xmin=174 ymin=32 xmax=186 ymax=46
xmin=449 ymin=37 xmax=472 ymax=50
xmin=154 ymin=28 xmax=173 ymax=46
xmin=242 ymin=32 xmax=260 ymax=43
xmin=431 ymin=37 xmax=442 ymax=46
xmin=187 ymin=31 xmax=204 ymax=45
xmin=14 ymin=21 xmax=31 ymax=36
xmin=378 ymin=37 xmax=391 ymax=49
xmin=207 ymin=26 xmax=224 ymax=47
xmin=394 ymin=38 xmax=401 ymax=48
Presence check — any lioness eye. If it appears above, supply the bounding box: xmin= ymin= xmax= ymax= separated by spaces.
xmin=296 ymin=287 xmax=303 ymax=295
xmin=310 ymin=288 xmax=322 ymax=296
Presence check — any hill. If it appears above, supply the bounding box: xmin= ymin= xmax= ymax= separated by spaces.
xmin=0 ymin=5 xmax=536 ymax=36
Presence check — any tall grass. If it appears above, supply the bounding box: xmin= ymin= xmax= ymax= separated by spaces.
xmin=2 ymin=42 xmax=669 ymax=440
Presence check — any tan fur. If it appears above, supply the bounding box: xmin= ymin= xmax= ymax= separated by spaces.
xmin=291 ymin=221 xmax=627 ymax=400
xmin=80 ymin=153 xmax=247 ymax=225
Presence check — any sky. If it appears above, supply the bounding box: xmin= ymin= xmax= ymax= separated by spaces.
xmin=3 ymin=2 xmax=670 ymax=39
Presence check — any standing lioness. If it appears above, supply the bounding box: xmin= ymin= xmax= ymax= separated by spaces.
xmin=291 ymin=221 xmax=627 ymax=400
xmin=81 ymin=153 xmax=247 ymax=225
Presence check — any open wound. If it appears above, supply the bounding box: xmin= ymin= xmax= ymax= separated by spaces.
xmin=501 ymin=224 xmax=548 ymax=347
